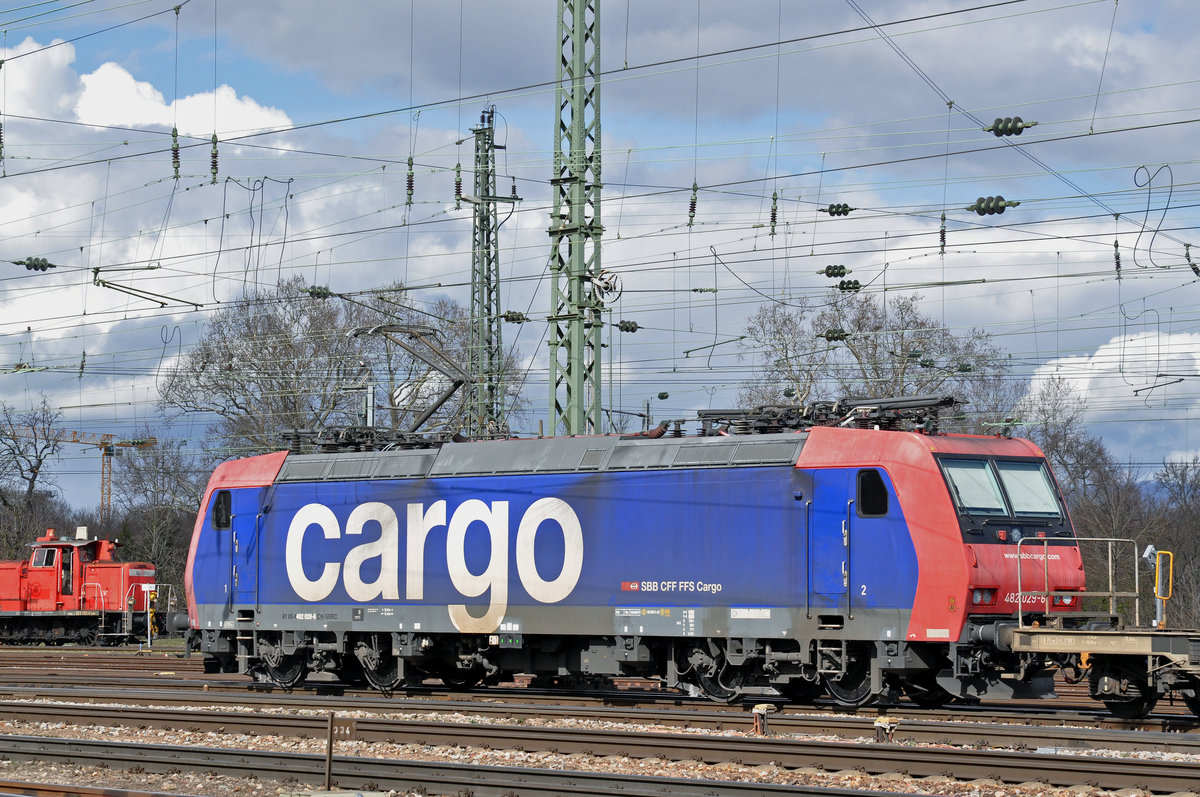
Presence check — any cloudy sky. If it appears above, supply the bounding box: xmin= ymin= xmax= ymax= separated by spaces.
xmin=1 ymin=0 xmax=1198 ymax=507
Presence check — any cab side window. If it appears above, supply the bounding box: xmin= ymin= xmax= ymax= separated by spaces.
xmin=31 ymin=548 xmax=57 ymax=568
xmin=857 ymin=469 xmax=888 ymax=517
xmin=213 ymin=490 xmax=233 ymax=530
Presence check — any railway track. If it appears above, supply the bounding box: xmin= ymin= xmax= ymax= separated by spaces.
xmin=0 ymin=734 xmax=931 ymax=797
xmin=0 ymin=701 xmax=1197 ymax=793
xmin=5 ymin=645 xmax=1199 ymax=715
xmin=6 ymin=645 xmax=1199 ymax=711
xmin=1 ymin=670 xmax=1197 ymax=736
xmin=3 ymin=649 xmax=1200 ymax=794
xmin=0 ymin=688 xmax=1197 ymax=754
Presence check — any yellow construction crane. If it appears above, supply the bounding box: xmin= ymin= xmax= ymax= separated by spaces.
xmin=8 ymin=427 xmax=156 ymax=524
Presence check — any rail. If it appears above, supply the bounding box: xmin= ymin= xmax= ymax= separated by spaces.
xmin=1015 ymin=536 xmax=1140 ymax=628
xmin=0 ymin=703 xmax=1198 ymax=793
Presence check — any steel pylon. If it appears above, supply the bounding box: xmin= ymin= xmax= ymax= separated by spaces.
xmin=466 ymin=106 xmax=515 ymax=439
xmin=548 ymin=0 xmax=603 ymax=436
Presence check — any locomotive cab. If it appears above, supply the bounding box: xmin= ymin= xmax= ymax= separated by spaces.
xmin=937 ymin=454 xmax=1085 ymax=621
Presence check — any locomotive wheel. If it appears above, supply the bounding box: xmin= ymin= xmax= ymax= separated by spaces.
xmin=685 ymin=641 xmax=747 ymax=703
xmin=362 ymin=660 xmax=401 ymax=692
xmin=696 ymin=665 xmax=746 ymax=703
xmin=1103 ymin=691 xmax=1157 ymax=719
xmin=76 ymin=625 xmax=98 ymax=647
xmin=822 ymin=652 xmax=876 ymax=707
xmin=264 ymin=654 xmax=307 ymax=689
xmin=1182 ymin=689 xmax=1200 ymax=719
xmin=260 ymin=636 xmax=306 ymax=689
xmin=1094 ymin=661 xmax=1157 ymax=719
xmin=354 ymin=639 xmax=402 ymax=693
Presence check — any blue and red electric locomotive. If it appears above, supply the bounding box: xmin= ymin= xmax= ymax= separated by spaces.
xmin=185 ymin=396 xmax=1133 ymax=709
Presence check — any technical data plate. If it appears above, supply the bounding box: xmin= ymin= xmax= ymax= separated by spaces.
xmin=614 ymin=607 xmax=700 ymax=637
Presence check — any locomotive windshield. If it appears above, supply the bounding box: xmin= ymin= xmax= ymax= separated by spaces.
xmin=995 ymin=461 xmax=1060 ymax=517
xmin=31 ymin=548 xmax=56 ymax=568
xmin=939 ymin=457 xmax=1063 ymax=522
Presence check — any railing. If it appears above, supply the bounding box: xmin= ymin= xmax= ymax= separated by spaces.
xmin=79 ymin=582 xmax=106 ymax=613
xmin=120 ymin=582 xmax=179 ymax=645
xmin=1014 ymin=536 xmax=1140 ymax=628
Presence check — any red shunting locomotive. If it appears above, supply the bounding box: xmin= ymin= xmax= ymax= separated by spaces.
xmin=0 ymin=528 xmax=158 ymax=645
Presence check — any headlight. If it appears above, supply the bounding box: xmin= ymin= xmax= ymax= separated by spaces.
xmin=971 ymin=588 xmax=996 ymax=605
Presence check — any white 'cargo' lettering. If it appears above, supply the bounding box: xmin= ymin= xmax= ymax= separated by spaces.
xmin=446 ymin=500 xmax=509 ymax=633
xmin=283 ymin=497 xmax=585 ymax=633
xmin=343 ymin=502 xmax=399 ymax=601
xmin=285 ymin=503 xmax=341 ymax=601
xmin=516 ymin=497 xmax=583 ymax=603
xmin=405 ymin=500 xmax=445 ymax=600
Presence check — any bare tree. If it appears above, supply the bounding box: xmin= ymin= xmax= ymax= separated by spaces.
xmin=112 ymin=427 xmax=209 ymax=599
xmin=1154 ymin=456 xmax=1200 ymax=627
xmin=736 ymin=292 xmax=1014 ymax=428
xmin=1012 ymin=376 xmax=1115 ymax=504
xmin=159 ymin=277 xmax=528 ymax=452
xmin=736 ymin=299 xmax=831 ymax=407
xmin=816 ymin=293 xmax=1005 ymax=400
xmin=0 ymin=395 xmax=66 ymax=508
xmin=0 ymin=396 xmax=74 ymax=555
xmin=159 ymin=277 xmax=372 ymax=454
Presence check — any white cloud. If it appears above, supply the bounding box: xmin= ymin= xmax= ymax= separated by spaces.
xmin=75 ymin=62 xmax=290 ymax=135
xmin=1 ymin=37 xmax=83 ymax=118
xmin=1164 ymin=448 xmax=1200 ymax=464
xmin=1031 ymin=331 xmax=1200 ymax=413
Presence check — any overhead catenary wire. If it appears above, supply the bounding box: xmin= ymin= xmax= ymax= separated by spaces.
xmin=0 ymin=1 xmax=1197 ymax=464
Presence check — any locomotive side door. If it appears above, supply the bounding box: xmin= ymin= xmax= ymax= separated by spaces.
xmin=230 ymin=488 xmax=262 ymax=607
xmin=809 ymin=469 xmax=852 ymax=610
xmin=27 ymin=546 xmax=60 ymax=612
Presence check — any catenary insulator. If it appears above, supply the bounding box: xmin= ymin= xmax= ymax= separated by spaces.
xmin=939 ymin=212 xmax=946 ymax=255
xmin=210 ymin=134 xmax=218 ymax=184
xmin=688 ymin=181 xmax=698 ymax=227
xmin=985 ymin=116 xmax=1037 ymax=137
xmin=454 ymin=162 xmax=462 ymax=209
xmin=406 ymin=155 xmax=414 ymax=207
xmin=769 ymin=191 xmax=778 ymax=237
xmin=966 ymin=195 xmax=1019 ymax=216
xmin=171 ymin=127 xmax=180 ymax=179
xmin=1114 ymin=240 xmax=1121 ymax=279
